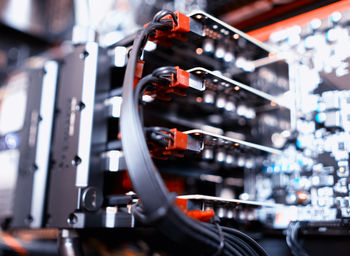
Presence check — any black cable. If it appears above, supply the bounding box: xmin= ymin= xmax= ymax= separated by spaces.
xmin=130 ymin=66 xmax=264 ymax=256
xmin=125 ymin=70 xmax=241 ymax=255
xmin=131 ymin=194 xmax=177 ymax=224
xmin=224 ymin=235 xmax=255 ymax=256
xmin=152 ymin=10 xmax=178 ymax=26
xmin=120 ymin=10 xmax=268 ymax=256
xmin=286 ymin=222 xmax=309 ymax=256
xmin=107 ymin=32 xmax=137 ymax=48
xmin=133 ymin=66 xmax=176 ymax=106
xmin=145 ymin=126 xmax=174 ymax=147
xmin=120 ymin=22 xmax=227 ymax=256
xmin=220 ymin=226 xmax=268 ymax=256
xmin=286 ymin=222 xmax=297 ymax=255
xmin=120 ymin=22 xmax=169 ymax=215
xmin=287 ymin=222 xmax=300 ymax=256
xmin=133 ymin=66 xmax=176 ymax=127
xmin=213 ymin=222 xmax=225 ymax=256
xmin=152 ymin=66 xmax=177 ymax=80
xmin=132 ymin=63 xmax=257 ymax=256
xmin=206 ymin=221 xmax=262 ymax=256
xmin=145 ymin=126 xmax=174 ymax=134
xmin=205 ymin=222 xmax=263 ymax=256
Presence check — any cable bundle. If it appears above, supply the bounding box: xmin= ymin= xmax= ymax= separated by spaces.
xmin=120 ymin=10 xmax=268 ymax=255
xmin=286 ymin=222 xmax=309 ymax=256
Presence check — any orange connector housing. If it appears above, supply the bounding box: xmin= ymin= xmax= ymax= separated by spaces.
xmin=167 ymin=11 xmax=190 ymax=33
xmin=144 ymin=11 xmax=190 ymax=33
xmin=149 ymin=128 xmax=188 ymax=159
xmin=145 ymin=11 xmax=190 ymax=44
xmin=133 ymin=60 xmax=145 ymax=88
xmin=170 ymin=67 xmax=190 ymax=89
xmin=176 ymin=198 xmax=214 ymax=222
xmin=166 ymin=128 xmax=188 ymax=151
xmin=144 ymin=68 xmax=189 ymax=101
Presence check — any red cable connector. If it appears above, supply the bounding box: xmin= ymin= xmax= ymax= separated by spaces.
xmin=143 ymin=67 xmax=189 ymax=100
xmin=133 ymin=60 xmax=145 ymax=88
xmin=149 ymin=129 xmax=188 ymax=159
xmin=175 ymin=198 xmax=214 ymax=222
xmin=166 ymin=128 xmax=188 ymax=151
xmin=144 ymin=11 xmax=190 ymax=33
xmin=163 ymin=11 xmax=190 ymax=33
xmin=145 ymin=11 xmax=190 ymax=44
xmin=170 ymin=66 xmax=190 ymax=89
xmin=148 ymin=128 xmax=202 ymax=159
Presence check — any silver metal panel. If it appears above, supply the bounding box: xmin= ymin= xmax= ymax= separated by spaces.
xmin=178 ymin=194 xmax=283 ymax=208
xmin=184 ymin=129 xmax=282 ymax=154
xmin=188 ymin=10 xmax=276 ymax=55
xmin=75 ymin=42 xmax=98 ymax=187
xmin=30 ymin=61 xmax=58 ymax=228
xmin=187 ymin=67 xmax=284 ymax=106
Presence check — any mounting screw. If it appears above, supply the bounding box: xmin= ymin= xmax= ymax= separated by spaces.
xmin=31 ymin=163 xmax=38 ymax=172
xmin=67 ymin=213 xmax=78 ymax=226
xmin=76 ymin=101 xmax=85 ymax=111
xmin=81 ymin=187 xmax=103 ymax=212
xmin=72 ymin=156 xmax=82 ymax=166
xmin=25 ymin=215 xmax=33 ymax=225
xmin=79 ymin=50 xmax=89 ymax=59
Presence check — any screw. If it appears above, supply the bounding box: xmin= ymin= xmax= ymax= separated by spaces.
xmin=67 ymin=213 xmax=78 ymax=225
xmin=72 ymin=156 xmax=82 ymax=166
xmin=80 ymin=50 xmax=89 ymax=59
xmin=81 ymin=187 xmax=103 ymax=211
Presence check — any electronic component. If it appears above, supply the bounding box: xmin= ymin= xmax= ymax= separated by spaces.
xmin=183 ymin=129 xmax=281 ymax=154
xmin=2 ymin=3 xmax=350 ymax=256
xmin=0 ymin=59 xmax=58 ymax=228
xmin=46 ymin=42 xmax=123 ymax=228
xmin=247 ymin=2 xmax=350 ymax=237
xmin=177 ymin=194 xmax=282 ymax=221
xmin=187 ymin=10 xmax=273 ymax=59
xmin=143 ymin=66 xmax=290 ymax=150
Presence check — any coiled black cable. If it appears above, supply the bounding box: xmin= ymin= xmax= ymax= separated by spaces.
xmin=120 ymin=10 xmax=268 ymax=256
xmin=286 ymin=222 xmax=309 ymax=256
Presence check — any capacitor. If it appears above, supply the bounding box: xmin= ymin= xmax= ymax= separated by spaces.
xmin=202 ymin=147 xmax=214 ymax=160
xmin=215 ymin=149 xmax=226 ymax=163
xmin=224 ymin=51 xmax=234 ymax=63
xmin=203 ymin=39 xmax=214 ymax=53
xmin=216 ymin=94 xmax=226 ymax=109
xmin=215 ymin=45 xmax=225 ymax=59
xmin=225 ymin=99 xmax=236 ymax=112
xmin=245 ymin=158 xmax=254 ymax=169
xmin=225 ymin=153 xmax=235 ymax=166
xmin=296 ymin=191 xmax=310 ymax=205
xmin=203 ymin=91 xmax=215 ymax=104
xmin=237 ymin=156 xmax=245 ymax=167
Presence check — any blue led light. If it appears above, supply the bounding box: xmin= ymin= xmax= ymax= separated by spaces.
xmin=315 ymin=113 xmax=326 ymax=123
xmin=298 ymin=159 xmax=303 ymax=166
xmin=5 ymin=133 xmax=19 ymax=149
xmin=296 ymin=140 xmax=302 ymax=148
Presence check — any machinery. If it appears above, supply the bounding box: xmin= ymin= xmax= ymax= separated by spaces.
xmin=0 ymin=1 xmax=350 ymax=255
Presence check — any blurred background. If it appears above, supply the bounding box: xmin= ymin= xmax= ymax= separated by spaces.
xmin=0 ymin=0 xmax=349 ymax=255
xmin=0 ymin=0 xmax=339 ymax=83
